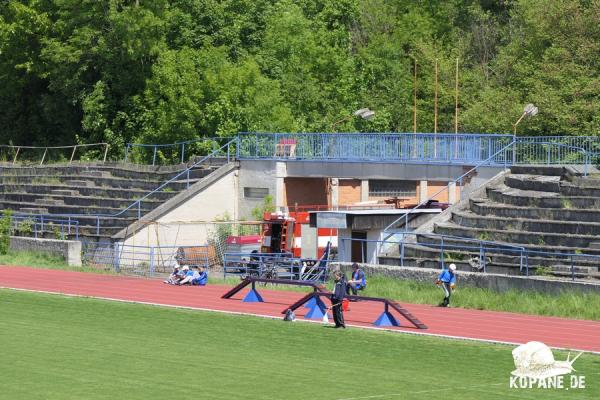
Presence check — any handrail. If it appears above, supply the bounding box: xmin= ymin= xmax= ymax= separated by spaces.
xmin=340 ymin=235 xmax=600 ymax=280
xmin=25 ymin=139 xmax=238 ymax=235
xmin=0 ymin=143 xmax=109 ymax=165
xmin=383 ymin=139 xmax=517 ymax=234
xmin=124 ymin=136 xmax=235 ymax=165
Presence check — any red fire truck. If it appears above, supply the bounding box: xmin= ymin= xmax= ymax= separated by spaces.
xmin=260 ymin=211 xmax=336 ymax=259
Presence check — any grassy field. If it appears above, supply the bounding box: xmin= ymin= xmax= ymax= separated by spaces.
xmin=0 ymin=289 xmax=598 ymax=400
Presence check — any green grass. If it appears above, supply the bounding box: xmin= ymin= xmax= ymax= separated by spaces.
xmin=0 ymin=289 xmax=597 ymax=400
xmin=0 ymin=251 xmax=115 ymax=274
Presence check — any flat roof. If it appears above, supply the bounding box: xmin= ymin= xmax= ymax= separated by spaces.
xmin=310 ymin=208 xmax=442 ymax=216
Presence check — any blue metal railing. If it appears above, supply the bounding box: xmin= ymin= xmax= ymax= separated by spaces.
xmin=237 ymin=132 xmax=515 ymax=164
xmin=223 ymin=252 xmax=330 ymax=282
xmin=81 ymin=242 xmax=210 ymax=276
xmin=26 ymin=139 xmax=238 ymax=237
xmin=11 ymin=214 xmax=79 ymax=240
xmin=339 ymin=235 xmax=600 ymax=281
xmin=383 ymin=138 xmax=517 ymax=233
xmin=124 ymin=136 xmax=235 ymax=165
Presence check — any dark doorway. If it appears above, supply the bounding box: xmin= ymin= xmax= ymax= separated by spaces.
xmin=351 ymin=231 xmax=367 ymax=263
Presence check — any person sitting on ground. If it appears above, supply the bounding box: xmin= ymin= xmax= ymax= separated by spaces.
xmin=176 ymin=265 xmax=194 ymax=285
xmin=164 ymin=264 xmax=184 ymax=285
xmin=346 ymin=263 xmax=367 ymax=297
xmin=436 ymin=263 xmax=457 ymax=307
xmin=192 ymin=266 xmax=208 ymax=286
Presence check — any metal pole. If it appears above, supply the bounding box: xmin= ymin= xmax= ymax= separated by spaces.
xmin=69 ymin=146 xmax=77 ymax=164
xmin=150 ymin=246 xmax=155 ymax=277
xmin=186 ymin=169 xmax=190 ymax=189
xmin=455 ymin=57 xmax=460 ymax=134
xmin=13 ymin=147 xmax=20 ymax=164
xmin=400 ymin=241 xmax=405 ymax=267
xmin=103 ymin=144 xmax=109 ymax=163
xmin=41 ymin=148 xmax=48 ymax=165
xmin=440 ymin=236 xmax=445 ymax=269
xmin=413 ymin=57 xmax=417 ymax=134
xmin=152 ymin=146 xmax=157 ymax=166
xmin=181 ymin=143 xmax=185 ymax=164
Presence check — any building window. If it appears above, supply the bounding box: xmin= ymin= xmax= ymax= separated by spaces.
xmin=369 ymin=180 xmax=416 ymax=198
xmin=244 ymin=187 xmax=269 ymax=199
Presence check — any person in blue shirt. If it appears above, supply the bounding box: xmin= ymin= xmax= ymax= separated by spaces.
xmin=436 ymin=263 xmax=457 ymax=307
xmin=346 ymin=263 xmax=367 ymax=296
xmin=177 ymin=265 xmax=195 ymax=285
xmin=192 ymin=266 xmax=208 ymax=286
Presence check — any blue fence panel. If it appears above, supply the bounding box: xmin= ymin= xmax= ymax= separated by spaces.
xmin=238 ymin=132 xmax=515 ymax=165
xmin=223 ymin=252 xmax=329 ymax=282
xmin=81 ymin=243 xmax=210 ymax=277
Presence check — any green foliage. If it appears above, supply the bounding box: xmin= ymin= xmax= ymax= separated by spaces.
xmin=1 ymin=0 xmax=600 ymax=153
xmin=250 ymin=194 xmax=275 ymax=220
xmin=17 ymin=217 xmax=34 ymax=236
xmin=534 ymin=266 xmax=553 ymax=276
xmin=0 ymin=210 xmax=12 ymax=254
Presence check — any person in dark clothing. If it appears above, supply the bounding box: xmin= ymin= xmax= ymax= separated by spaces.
xmin=346 ymin=263 xmax=367 ymax=296
xmin=330 ymin=271 xmax=346 ymax=328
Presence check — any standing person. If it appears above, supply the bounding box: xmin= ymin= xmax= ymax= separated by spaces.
xmin=330 ymin=271 xmax=346 ymax=328
xmin=436 ymin=263 xmax=457 ymax=307
xmin=346 ymin=263 xmax=367 ymax=296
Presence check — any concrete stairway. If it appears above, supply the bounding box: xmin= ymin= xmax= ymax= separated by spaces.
xmin=383 ymin=165 xmax=600 ymax=280
xmin=0 ymin=159 xmax=227 ymax=241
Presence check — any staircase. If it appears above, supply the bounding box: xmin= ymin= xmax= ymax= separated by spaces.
xmin=0 ymin=158 xmax=228 ymax=241
xmin=381 ymin=165 xmax=600 ymax=280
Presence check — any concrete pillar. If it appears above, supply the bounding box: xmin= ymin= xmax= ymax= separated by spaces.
xmin=275 ymin=161 xmax=286 ymax=209
xmin=419 ymin=180 xmax=428 ymax=202
xmin=360 ymin=180 xmax=369 ymax=202
xmin=330 ymin=178 xmax=339 ymax=209
xmin=448 ymin=181 xmax=457 ymax=204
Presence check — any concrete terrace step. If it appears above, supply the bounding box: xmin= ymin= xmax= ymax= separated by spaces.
xmin=19 ymin=207 xmax=48 ymax=214
xmin=434 ymin=221 xmax=600 ymax=249
xmin=50 ymin=189 xmax=80 ymax=196
xmin=452 ymin=209 xmax=600 ymax=236
xmin=401 ymin=241 xmax=600 ymax=269
xmin=1 ymin=183 xmax=180 ymax=201
xmin=0 ymin=192 xmax=163 ymax=209
xmin=469 ymin=198 xmax=600 ymax=223
xmin=487 ymin=184 xmax=600 ymax=209
xmin=34 ymin=197 xmax=65 ymax=206
xmin=0 ymin=163 xmax=220 ymax=181
xmin=378 ymin=255 xmax=600 ymax=279
xmin=0 ymin=200 xmax=152 ymax=217
xmin=504 ymin=174 xmax=562 ymax=193
xmin=0 ymin=174 xmax=203 ymax=191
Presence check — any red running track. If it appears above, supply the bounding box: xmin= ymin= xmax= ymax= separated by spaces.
xmin=1 ymin=266 xmax=599 ymax=353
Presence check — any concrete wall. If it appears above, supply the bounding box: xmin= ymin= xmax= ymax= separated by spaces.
xmin=238 ymin=160 xmax=504 ymax=209
xmin=122 ymin=167 xmax=238 ymax=249
xmin=238 ymin=160 xmax=278 ymax=218
xmin=335 ymin=263 xmax=600 ymax=294
xmin=10 ymin=236 xmax=82 ymax=266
